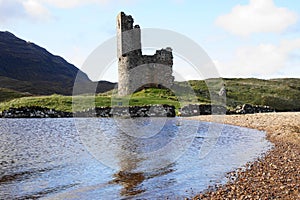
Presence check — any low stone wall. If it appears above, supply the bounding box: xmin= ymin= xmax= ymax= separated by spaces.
xmin=180 ymin=104 xmax=274 ymax=116
xmin=230 ymin=104 xmax=275 ymax=114
xmin=0 ymin=105 xmax=176 ymax=118
xmin=0 ymin=104 xmax=274 ymax=118
xmin=75 ymin=104 xmax=176 ymax=118
xmin=180 ymin=104 xmax=227 ymax=116
xmin=1 ymin=106 xmax=73 ymax=118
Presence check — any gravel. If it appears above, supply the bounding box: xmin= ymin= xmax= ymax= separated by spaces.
xmin=189 ymin=112 xmax=300 ymax=200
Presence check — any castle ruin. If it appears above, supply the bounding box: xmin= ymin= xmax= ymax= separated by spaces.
xmin=117 ymin=12 xmax=174 ymax=96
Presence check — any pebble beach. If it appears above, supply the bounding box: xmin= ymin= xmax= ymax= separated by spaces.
xmin=190 ymin=112 xmax=300 ymax=200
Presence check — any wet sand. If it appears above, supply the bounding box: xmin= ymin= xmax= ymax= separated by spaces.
xmin=189 ymin=112 xmax=300 ymax=200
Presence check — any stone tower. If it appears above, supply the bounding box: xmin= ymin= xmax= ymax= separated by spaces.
xmin=117 ymin=12 xmax=174 ymax=96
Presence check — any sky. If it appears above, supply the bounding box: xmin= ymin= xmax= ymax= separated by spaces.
xmin=0 ymin=0 xmax=300 ymax=82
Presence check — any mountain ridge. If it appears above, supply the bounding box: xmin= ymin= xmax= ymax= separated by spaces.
xmin=0 ymin=31 xmax=116 ymax=96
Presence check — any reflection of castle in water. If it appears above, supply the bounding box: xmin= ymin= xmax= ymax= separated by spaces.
xmin=111 ymin=171 xmax=146 ymax=196
xmin=110 ymin=163 xmax=175 ymax=197
xmin=108 ymin=119 xmax=177 ymax=197
xmin=77 ymin=115 xmax=196 ymax=197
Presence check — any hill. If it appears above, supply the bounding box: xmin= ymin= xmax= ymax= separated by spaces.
xmin=0 ymin=31 xmax=115 ymax=96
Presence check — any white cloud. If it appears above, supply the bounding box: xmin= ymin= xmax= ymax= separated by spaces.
xmin=214 ymin=39 xmax=300 ymax=77
xmin=22 ymin=0 xmax=51 ymax=21
xmin=0 ymin=0 xmax=51 ymax=22
xmin=0 ymin=0 xmax=25 ymax=22
xmin=215 ymin=0 xmax=298 ymax=36
xmin=40 ymin=0 xmax=139 ymax=9
xmin=40 ymin=0 xmax=110 ymax=8
xmin=0 ymin=0 xmax=111 ymax=23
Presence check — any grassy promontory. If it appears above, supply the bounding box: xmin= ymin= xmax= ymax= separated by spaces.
xmin=190 ymin=112 xmax=300 ymax=199
xmin=0 ymin=88 xmax=181 ymax=112
xmin=0 ymin=78 xmax=299 ymax=112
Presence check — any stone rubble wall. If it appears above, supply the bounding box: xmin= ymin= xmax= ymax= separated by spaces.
xmin=1 ymin=106 xmax=73 ymax=118
xmin=76 ymin=104 xmax=175 ymax=117
xmin=0 ymin=105 xmax=176 ymax=118
xmin=180 ymin=104 xmax=275 ymax=116
xmin=0 ymin=104 xmax=275 ymax=118
xmin=180 ymin=104 xmax=227 ymax=116
xmin=232 ymin=104 xmax=275 ymax=114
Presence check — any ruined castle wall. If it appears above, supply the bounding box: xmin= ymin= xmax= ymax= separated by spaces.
xmin=118 ymin=56 xmax=130 ymax=96
xmin=117 ymin=12 xmax=141 ymax=58
xmin=117 ymin=12 xmax=174 ymax=96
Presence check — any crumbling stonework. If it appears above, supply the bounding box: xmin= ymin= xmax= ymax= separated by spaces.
xmin=117 ymin=12 xmax=174 ymax=96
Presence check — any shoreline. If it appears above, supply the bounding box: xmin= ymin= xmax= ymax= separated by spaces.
xmin=189 ymin=112 xmax=300 ymax=199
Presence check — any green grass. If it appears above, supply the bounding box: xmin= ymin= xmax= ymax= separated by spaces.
xmin=0 ymin=94 xmax=74 ymax=112
xmin=0 ymin=89 xmax=181 ymax=112
xmin=0 ymin=78 xmax=299 ymax=112
xmin=129 ymin=88 xmax=181 ymax=108
xmin=0 ymin=88 xmax=30 ymax=102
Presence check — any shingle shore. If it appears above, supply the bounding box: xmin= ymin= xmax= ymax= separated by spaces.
xmin=189 ymin=112 xmax=300 ymax=200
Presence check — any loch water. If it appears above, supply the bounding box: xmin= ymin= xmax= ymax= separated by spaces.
xmin=0 ymin=118 xmax=272 ymax=199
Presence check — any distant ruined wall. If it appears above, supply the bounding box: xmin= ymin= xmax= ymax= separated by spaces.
xmin=117 ymin=12 xmax=174 ymax=96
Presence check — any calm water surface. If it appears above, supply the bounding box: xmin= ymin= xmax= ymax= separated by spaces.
xmin=0 ymin=118 xmax=272 ymax=199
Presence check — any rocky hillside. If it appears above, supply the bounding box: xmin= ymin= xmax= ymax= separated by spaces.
xmin=0 ymin=31 xmax=115 ymax=96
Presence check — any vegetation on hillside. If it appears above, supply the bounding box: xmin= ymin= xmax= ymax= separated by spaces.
xmin=223 ymin=78 xmax=300 ymax=111
xmin=0 ymin=88 xmax=30 ymax=102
